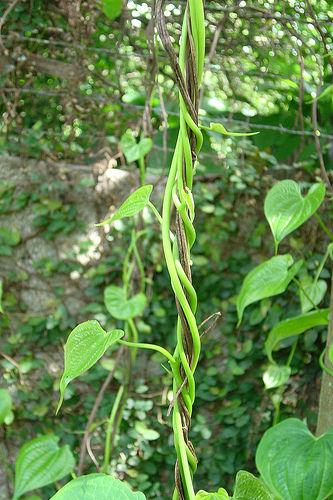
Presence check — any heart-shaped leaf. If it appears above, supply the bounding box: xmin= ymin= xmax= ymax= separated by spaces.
xmin=195 ymin=488 xmax=229 ymax=499
xmin=96 ymin=185 xmax=153 ymax=226
xmin=13 ymin=435 xmax=75 ymax=499
xmin=264 ymin=180 xmax=325 ymax=251
xmin=120 ymin=131 xmax=153 ymax=163
xmin=57 ymin=321 xmax=123 ymax=412
xmin=300 ymin=278 xmax=327 ymax=313
xmin=0 ymin=388 xmax=12 ymax=425
xmin=102 ymin=0 xmax=122 ymax=21
xmin=201 ymin=122 xmax=259 ymax=137
xmin=265 ymin=309 xmax=329 ymax=362
xmin=233 ymin=470 xmax=273 ymax=499
xmin=262 ymin=365 xmax=291 ymax=389
xmin=256 ymin=418 xmax=333 ymax=500
xmin=50 ymin=473 xmax=146 ymax=499
xmin=104 ymin=285 xmax=147 ymax=320
xmin=237 ymin=255 xmax=302 ymax=325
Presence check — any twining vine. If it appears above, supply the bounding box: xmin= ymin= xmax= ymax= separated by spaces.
xmin=157 ymin=0 xmax=205 ymax=498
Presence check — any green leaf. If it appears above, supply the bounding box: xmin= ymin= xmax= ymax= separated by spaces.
xmin=265 ymin=309 xmax=329 ymax=362
xmin=139 ymin=138 xmax=152 ymax=156
xmin=57 ymin=321 xmax=123 ymax=413
xmin=104 ymin=285 xmax=146 ymax=320
xmin=262 ymin=364 xmax=291 ymax=389
xmin=300 ymin=278 xmax=327 ymax=313
xmin=0 ymin=245 xmax=12 ymax=256
xmin=306 ymin=83 xmax=333 ymax=103
xmin=120 ymin=131 xmax=153 ymax=163
xmin=195 ymin=488 xmax=229 ymax=499
xmin=256 ymin=418 xmax=333 ymax=500
xmin=280 ymin=78 xmax=299 ymax=90
xmin=201 ymin=122 xmax=259 ymax=136
xmin=264 ymin=180 xmax=325 ymax=250
xmin=135 ymin=421 xmax=160 ymax=440
xmin=4 ymin=410 xmax=14 ymax=425
xmin=50 ymin=473 xmax=146 ymax=499
xmin=0 ymin=388 xmax=12 ymax=425
xmin=119 ymin=132 xmax=138 ymax=163
xmin=0 ymin=227 xmax=20 ymax=246
xmin=102 ymin=0 xmax=122 ymax=21
xmin=96 ymin=185 xmax=153 ymax=226
xmin=13 ymin=435 xmax=75 ymax=499
xmin=0 ymin=279 xmax=3 ymax=313
xmin=233 ymin=470 xmax=273 ymax=499
xmin=237 ymin=255 xmax=302 ymax=325
xmin=317 ymin=83 xmax=333 ymax=101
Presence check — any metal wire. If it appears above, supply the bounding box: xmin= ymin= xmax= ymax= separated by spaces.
xmin=2 ymin=87 xmax=333 ymax=140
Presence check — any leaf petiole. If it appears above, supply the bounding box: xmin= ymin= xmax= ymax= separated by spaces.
xmin=117 ymin=339 xmax=176 ymax=365
xmin=148 ymin=200 xmax=175 ymax=242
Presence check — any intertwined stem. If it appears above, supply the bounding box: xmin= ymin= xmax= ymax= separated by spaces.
xmin=317 ymin=269 xmax=333 ymax=435
xmin=157 ymin=1 xmax=205 ymax=498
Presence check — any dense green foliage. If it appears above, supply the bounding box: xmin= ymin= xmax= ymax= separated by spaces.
xmin=1 ymin=0 xmax=333 ymax=499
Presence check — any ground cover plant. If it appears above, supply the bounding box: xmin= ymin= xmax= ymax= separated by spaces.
xmin=1 ymin=0 xmax=333 ymax=499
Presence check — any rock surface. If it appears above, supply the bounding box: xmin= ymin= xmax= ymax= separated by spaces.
xmin=0 ymin=156 xmax=140 ymax=499
xmin=0 ymin=156 xmax=138 ymax=317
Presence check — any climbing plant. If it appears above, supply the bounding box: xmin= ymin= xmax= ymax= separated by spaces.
xmin=2 ymin=1 xmax=333 ymax=499
xmin=55 ymin=1 xmax=208 ymax=497
xmin=237 ymin=178 xmax=333 ymax=430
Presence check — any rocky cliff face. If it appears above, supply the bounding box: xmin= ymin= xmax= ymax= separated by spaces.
xmin=0 ymin=156 xmax=140 ymax=498
xmin=0 ymin=156 xmax=138 ymax=319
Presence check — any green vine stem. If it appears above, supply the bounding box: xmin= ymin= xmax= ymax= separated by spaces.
xmin=317 ymin=268 xmax=333 ymax=435
xmin=314 ymin=213 xmax=333 ymax=241
xmin=272 ymin=338 xmax=298 ymax=426
xmin=157 ymin=0 xmax=205 ymax=498
xmin=314 ymin=242 xmax=333 ymax=284
xmin=118 ymin=338 xmax=176 ymax=364
xmin=292 ymin=277 xmax=319 ymax=310
xmin=138 ymin=156 xmax=146 ymax=185
xmin=103 ymin=223 xmax=148 ymax=471
xmin=102 ymin=385 xmax=124 ymax=473
xmin=319 ymin=348 xmax=333 ymax=377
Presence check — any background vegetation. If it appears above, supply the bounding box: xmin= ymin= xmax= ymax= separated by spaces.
xmin=0 ymin=0 xmax=333 ymax=498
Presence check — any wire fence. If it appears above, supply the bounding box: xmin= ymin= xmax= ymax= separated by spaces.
xmin=0 ymin=33 xmax=322 ymax=84
xmin=1 ymin=0 xmax=332 ymax=164
xmin=2 ymin=86 xmax=333 ymax=140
